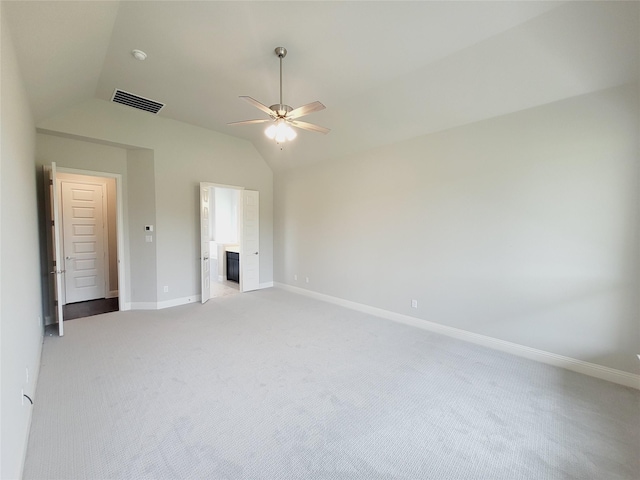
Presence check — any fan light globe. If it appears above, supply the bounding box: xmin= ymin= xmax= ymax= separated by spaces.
xmin=265 ymin=124 xmax=277 ymax=139
xmin=265 ymin=120 xmax=296 ymax=143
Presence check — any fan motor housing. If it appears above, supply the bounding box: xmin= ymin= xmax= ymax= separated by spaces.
xmin=270 ymin=104 xmax=292 ymax=117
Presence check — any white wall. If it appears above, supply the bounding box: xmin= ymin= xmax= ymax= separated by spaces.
xmin=1 ymin=8 xmax=44 ymax=479
xmin=275 ymin=83 xmax=639 ymax=375
xmin=214 ymin=187 xmax=239 ymax=244
xmin=38 ymin=98 xmax=274 ymax=304
xmin=127 ymin=148 xmax=157 ymax=305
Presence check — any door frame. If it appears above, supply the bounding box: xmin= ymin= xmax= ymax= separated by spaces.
xmin=200 ymin=182 xmax=245 ymax=301
xmin=55 ymin=166 xmax=127 ymax=312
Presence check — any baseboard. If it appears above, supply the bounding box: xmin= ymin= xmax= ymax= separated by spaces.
xmin=275 ymin=283 xmax=640 ymax=390
xmin=157 ymin=295 xmax=200 ymax=310
xmin=128 ymin=295 xmax=202 ymax=311
xmin=106 ymin=290 xmax=119 ymax=299
xmin=128 ymin=302 xmax=157 ymax=310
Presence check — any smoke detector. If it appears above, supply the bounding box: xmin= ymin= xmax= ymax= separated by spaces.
xmin=132 ymin=49 xmax=147 ymax=61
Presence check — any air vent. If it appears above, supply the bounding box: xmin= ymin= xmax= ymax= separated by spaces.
xmin=111 ymin=89 xmax=164 ymax=114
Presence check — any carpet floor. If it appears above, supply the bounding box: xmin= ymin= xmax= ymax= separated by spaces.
xmin=24 ymin=288 xmax=639 ymax=479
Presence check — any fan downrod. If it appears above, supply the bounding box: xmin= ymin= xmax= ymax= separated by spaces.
xmin=274 ymin=47 xmax=287 ymax=58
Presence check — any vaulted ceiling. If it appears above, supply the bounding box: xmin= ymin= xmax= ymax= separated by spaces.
xmin=4 ymin=1 xmax=638 ymax=169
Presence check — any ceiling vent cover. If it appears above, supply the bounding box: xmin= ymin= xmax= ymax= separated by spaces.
xmin=111 ymin=89 xmax=164 ymax=114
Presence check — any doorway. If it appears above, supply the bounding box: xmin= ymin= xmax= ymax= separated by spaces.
xmin=57 ymin=173 xmax=119 ymax=317
xmin=200 ymin=183 xmax=260 ymax=303
xmin=44 ymin=163 xmax=125 ymax=333
xmin=207 ymin=185 xmax=241 ymax=299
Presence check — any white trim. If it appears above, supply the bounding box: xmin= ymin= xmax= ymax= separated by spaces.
xmin=275 ymin=283 xmax=640 ymax=390
xmin=128 ymin=302 xmax=158 ymax=310
xmin=101 ymin=182 xmax=110 ymax=299
xmin=128 ymin=295 xmax=202 ymax=311
xmin=157 ymin=295 xmax=200 ymax=310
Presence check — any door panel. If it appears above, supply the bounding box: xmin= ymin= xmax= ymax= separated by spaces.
xmin=241 ymin=190 xmax=260 ymax=292
xmin=200 ymin=184 xmax=211 ymax=304
xmin=44 ymin=163 xmax=65 ymax=335
xmin=61 ymin=181 xmax=106 ymax=303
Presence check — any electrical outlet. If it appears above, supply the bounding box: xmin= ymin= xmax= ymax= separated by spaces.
xmin=294 ymin=274 xmax=297 ymax=281
xmin=305 ymin=277 xmax=309 ymax=283
xmin=164 ymin=286 xmax=169 ymax=293
xmin=411 ymin=299 xmax=418 ymax=308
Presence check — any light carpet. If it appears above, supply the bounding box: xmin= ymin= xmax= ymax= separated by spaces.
xmin=24 ymin=288 xmax=639 ymax=479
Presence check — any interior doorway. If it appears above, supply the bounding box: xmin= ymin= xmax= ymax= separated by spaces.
xmin=200 ymin=182 xmax=260 ymax=303
xmin=206 ymin=185 xmax=241 ymax=299
xmin=44 ymin=163 xmax=125 ymax=333
xmin=57 ymin=173 xmax=119 ymax=317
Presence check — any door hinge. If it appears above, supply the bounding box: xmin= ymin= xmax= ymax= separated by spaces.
xmin=51 ymin=220 xmax=55 ymax=227
xmin=49 ymin=179 xmax=53 ymax=186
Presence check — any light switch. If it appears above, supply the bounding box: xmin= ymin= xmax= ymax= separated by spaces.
xmin=145 ymin=235 xmax=153 ymax=242
xmin=145 ymin=225 xmax=154 ymax=232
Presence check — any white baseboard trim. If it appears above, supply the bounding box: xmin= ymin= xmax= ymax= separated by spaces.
xmin=106 ymin=290 xmax=119 ymax=299
xmin=127 ymin=295 xmax=202 ymax=311
xmin=157 ymin=295 xmax=201 ymax=310
xmin=129 ymin=302 xmax=157 ymax=310
xmin=275 ymin=283 xmax=640 ymax=390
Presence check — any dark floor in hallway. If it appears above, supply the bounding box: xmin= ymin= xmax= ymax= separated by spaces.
xmin=63 ymin=297 xmax=119 ymax=320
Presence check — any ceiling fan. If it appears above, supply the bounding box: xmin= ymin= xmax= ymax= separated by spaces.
xmin=228 ymin=47 xmax=330 ymax=143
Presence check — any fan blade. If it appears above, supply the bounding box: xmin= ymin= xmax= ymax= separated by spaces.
xmin=287 ymin=101 xmax=326 ymax=120
xmin=240 ymin=96 xmax=275 ymax=117
xmin=228 ymin=119 xmax=271 ymax=126
xmin=289 ymin=120 xmax=330 ymax=135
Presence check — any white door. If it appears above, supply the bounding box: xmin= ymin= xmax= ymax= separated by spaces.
xmin=200 ymin=184 xmax=211 ymax=304
xmin=44 ymin=163 xmax=65 ymax=335
xmin=241 ymin=190 xmax=260 ymax=292
xmin=60 ymin=181 xmax=106 ymax=303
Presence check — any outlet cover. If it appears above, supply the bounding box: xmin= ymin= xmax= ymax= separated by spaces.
xmin=411 ymin=299 xmax=418 ymax=308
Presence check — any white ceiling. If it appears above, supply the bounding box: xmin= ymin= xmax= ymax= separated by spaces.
xmin=4 ymin=1 xmax=638 ymax=169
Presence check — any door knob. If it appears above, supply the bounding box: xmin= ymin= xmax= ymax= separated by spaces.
xmin=65 ymin=256 xmax=75 ymax=260
xmin=254 ymin=252 xmax=259 ymax=255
